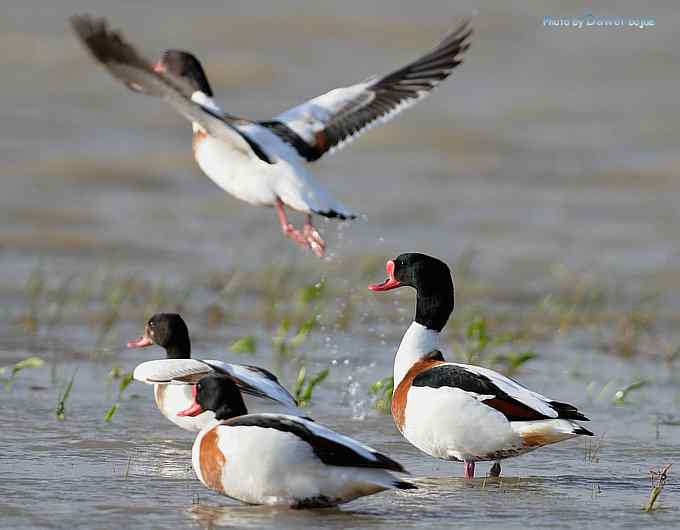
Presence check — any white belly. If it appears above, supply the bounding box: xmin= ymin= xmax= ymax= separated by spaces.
xmin=402 ymin=386 xmax=528 ymax=462
xmin=193 ymin=424 xmax=393 ymax=506
xmin=154 ymin=384 xmax=215 ymax=432
xmin=194 ymin=136 xmax=279 ymax=207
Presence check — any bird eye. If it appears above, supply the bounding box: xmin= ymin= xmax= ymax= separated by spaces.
xmin=148 ymin=321 xmax=155 ymax=328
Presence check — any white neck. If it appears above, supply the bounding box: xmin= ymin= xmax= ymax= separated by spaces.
xmin=191 ymin=91 xmax=223 ymax=133
xmin=394 ymin=322 xmax=441 ymax=386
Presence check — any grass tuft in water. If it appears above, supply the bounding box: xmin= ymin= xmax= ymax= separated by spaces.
xmin=104 ymin=371 xmax=135 ymax=422
xmin=293 ymin=365 xmax=330 ymax=407
xmin=644 ymin=464 xmax=672 ymax=512
xmin=613 ymin=380 xmax=648 ymax=405
xmin=584 ymin=434 xmax=605 ymax=463
xmin=273 ymin=316 xmax=317 ymax=359
xmin=230 ymin=336 xmax=257 ymax=354
xmin=55 ymin=371 xmax=77 ymax=421
xmin=0 ymin=356 xmax=45 ymax=390
xmin=489 ymin=351 xmax=537 ymax=377
xmin=455 ymin=317 xmax=537 ymax=375
xmin=369 ymin=376 xmax=394 ymax=413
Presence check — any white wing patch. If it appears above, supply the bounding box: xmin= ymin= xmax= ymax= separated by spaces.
xmin=133 ymin=359 xmax=212 ymax=384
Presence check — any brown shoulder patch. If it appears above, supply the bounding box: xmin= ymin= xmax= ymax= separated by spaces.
xmin=192 ymin=130 xmax=209 ymax=157
xmin=314 ymin=130 xmax=328 ymax=152
xmin=199 ymin=428 xmax=226 ymax=493
xmin=392 ymin=356 xmax=446 ymax=432
xmin=483 ymin=398 xmax=546 ymax=421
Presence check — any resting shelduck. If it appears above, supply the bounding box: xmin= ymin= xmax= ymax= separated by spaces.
xmin=369 ymin=253 xmax=593 ymax=479
xmin=70 ymin=14 xmax=471 ymax=257
xmin=128 ymin=313 xmax=301 ymax=432
xmin=177 ymin=375 xmax=415 ymax=507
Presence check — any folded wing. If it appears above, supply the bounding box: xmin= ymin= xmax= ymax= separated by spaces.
xmin=226 ymin=414 xmax=406 ymax=471
xmin=412 ymin=362 xmax=590 ymax=422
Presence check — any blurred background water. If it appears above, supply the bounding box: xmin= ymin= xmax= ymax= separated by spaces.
xmin=1 ymin=1 xmax=679 ymax=528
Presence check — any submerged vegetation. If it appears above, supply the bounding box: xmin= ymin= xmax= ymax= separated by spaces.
xmin=3 ymin=257 xmax=677 ymax=420
xmin=104 ymin=370 xmax=134 ymax=422
xmin=0 ymin=356 xmax=44 ymax=389
xmin=644 ymin=464 xmax=672 ymax=512
xmin=293 ymin=365 xmax=330 ymax=407
xmin=55 ymin=370 xmax=77 ymax=421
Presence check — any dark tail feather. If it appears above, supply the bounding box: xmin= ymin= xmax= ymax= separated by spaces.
xmin=550 ymin=400 xmax=590 ymax=421
xmin=313 ymin=208 xmax=357 ymax=221
xmin=394 ymin=480 xmax=417 ymax=490
xmin=573 ymin=426 xmax=594 ymax=436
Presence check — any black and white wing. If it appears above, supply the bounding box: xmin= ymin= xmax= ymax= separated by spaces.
xmin=205 ymin=361 xmax=299 ymax=409
xmin=258 ymin=21 xmax=472 ymax=162
xmin=69 ymin=15 xmax=269 ymax=161
xmin=226 ymin=414 xmax=407 ymax=472
xmin=132 ymin=359 xmax=298 ymax=409
xmin=413 ymin=361 xmax=590 ymax=422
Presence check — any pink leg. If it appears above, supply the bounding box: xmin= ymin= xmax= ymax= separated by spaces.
xmin=303 ymin=214 xmax=326 ymax=258
xmin=276 ymin=199 xmax=307 ymax=248
xmin=464 ymin=461 xmax=475 ymax=479
xmin=489 ymin=461 xmax=501 ymax=477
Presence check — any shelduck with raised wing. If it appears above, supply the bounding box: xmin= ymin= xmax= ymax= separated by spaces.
xmin=70 ymin=14 xmax=471 ymax=257
xmin=369 ymin=253 xmax=593 ymax=479
xmin=178 ymin=375 xmax=416 ymax=507
xmin=129 ymin=313 xmax=301 ymax=432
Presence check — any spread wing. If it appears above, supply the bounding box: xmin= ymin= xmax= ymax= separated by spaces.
xmin=413 ymin=362 xmax=589 ymax=422
xmin=132 ymin=359 xmax=298 ymax=409
xmin=259 ymin=21 xmax=472 ymax=162
xmin=69 ymin=14 xmax=266 ymax=159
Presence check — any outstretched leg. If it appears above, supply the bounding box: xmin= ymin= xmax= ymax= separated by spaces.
xmin=275 ymin=199 xmax=307 ymax=248
xmin=489 ymin=461 xmax=501 ymax=477
xmin=464 ymin=461 xmax=475 ymax=479
xmin=303 ymin=214 xmax=326 ymax=258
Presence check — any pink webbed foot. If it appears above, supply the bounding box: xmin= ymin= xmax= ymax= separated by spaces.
xmin=464 ymin=461 xmax=476 ymax=479
xmin=303 ymin=215 xmax=326 ymax=258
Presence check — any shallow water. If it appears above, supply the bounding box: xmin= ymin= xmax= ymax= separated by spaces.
xmin=2 ymin=0 xmax=680 ymax=528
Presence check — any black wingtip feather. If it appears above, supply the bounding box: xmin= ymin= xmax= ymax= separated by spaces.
xmin=394 ymin=480 xmax=418 ymax=490
xmin=573 ymin=426 xmax=594 ymax=436
xmin=549 ymin=400 xmax=591 ymax=422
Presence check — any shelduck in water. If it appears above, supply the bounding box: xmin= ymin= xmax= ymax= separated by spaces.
xmin=129 ymin=313 xmax=301 ymax=432
xmin=369 ymin=253 xmax=593 ymax=479
xmin=70 ymin=14 xmax=471 ymax=257
xmin=177 ymin=375 xmax=415 ymax=507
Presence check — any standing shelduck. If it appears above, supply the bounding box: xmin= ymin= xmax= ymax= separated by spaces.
xmin=129 ymin=313 xmax=302 ymax=432
xmin=70 ymin=14 xmax=471 ymax=257
xmin=369 ymin=253 xmax=593 ymax=478
xmin=177 ymin=375 xmax=415 ymax=507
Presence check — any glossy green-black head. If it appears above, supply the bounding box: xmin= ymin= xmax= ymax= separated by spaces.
xmin=369 ymin=253 xmax=454 ymax=332
xmin=155 ymin=49 xmax=213 ymax=96
xmin=178 ymin=375 xmax=248 ymax=421
xmin=127 ymin=313 xmax=191 ymax=359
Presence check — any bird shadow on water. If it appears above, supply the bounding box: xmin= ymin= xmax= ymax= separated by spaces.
xmin=187 ymin=503 xmax=386 ymax=530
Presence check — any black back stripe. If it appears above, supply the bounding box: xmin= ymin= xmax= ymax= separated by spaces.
xmin=412 ymin=364 xmax=588 ymax=422
xmin=258 ymin=120 xmax=322 ymax=162
xmin=225 ymin=415 xmax=404 ymax=472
